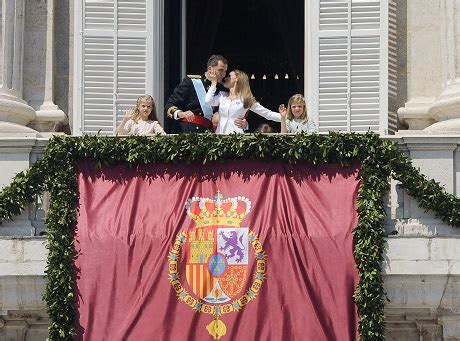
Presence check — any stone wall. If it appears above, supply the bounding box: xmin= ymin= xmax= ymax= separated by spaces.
xmin=23 ymin=0 xmax=47 ymax=111
xmin=0 ymin=238 xmax=47 ymax=340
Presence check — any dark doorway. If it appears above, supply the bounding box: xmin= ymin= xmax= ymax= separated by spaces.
xmin=163 ymin=0 xmax=183 ymax=132
xmin=164 ymin=0 xmax=304 ymax=132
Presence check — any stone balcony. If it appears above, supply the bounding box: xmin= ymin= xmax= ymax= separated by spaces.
xmin=0 ymin=134 xmax=459 ymax=340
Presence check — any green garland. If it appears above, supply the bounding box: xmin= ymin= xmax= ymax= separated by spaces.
xmin=0 ymin=132 xmax=459 ymax=340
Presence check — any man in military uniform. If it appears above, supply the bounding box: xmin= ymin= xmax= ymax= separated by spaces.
xmin=165 ymin=55 xmax=247 ymax=133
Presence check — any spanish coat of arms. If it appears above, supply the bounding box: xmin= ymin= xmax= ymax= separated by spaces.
xmin=168 ymin=192 xmax=267 ymax=339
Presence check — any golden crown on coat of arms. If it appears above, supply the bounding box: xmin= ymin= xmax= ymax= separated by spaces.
xmin=185 ymin=191 xmax=251 ymax=228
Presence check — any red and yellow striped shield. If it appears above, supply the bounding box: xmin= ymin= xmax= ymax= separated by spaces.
xmin=185 ymin=225 xmax=249 ymax=302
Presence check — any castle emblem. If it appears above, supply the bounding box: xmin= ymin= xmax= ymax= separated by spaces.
xmin=168 ymin=192 xmax=267 ymax=339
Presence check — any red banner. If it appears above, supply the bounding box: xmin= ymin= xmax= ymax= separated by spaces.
xmin=75 ymin=160 xmax=360 ymax=340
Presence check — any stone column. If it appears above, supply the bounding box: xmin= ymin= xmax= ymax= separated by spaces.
xmin=29 ymin=0 xmax=65 ymax=132
xmin=426 ymin=0 xmax=460 ymax=131
xmin=397 ymin=0 xmax=443 ymax=130
xmin=398 ymin=0 xmax=460 ymax=132
xmin=0 ymin=0 xmax=36 ymax=133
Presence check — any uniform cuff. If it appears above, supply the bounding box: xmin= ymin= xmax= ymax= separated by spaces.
xmin=173 ymin=110 xmax=182 ymax=120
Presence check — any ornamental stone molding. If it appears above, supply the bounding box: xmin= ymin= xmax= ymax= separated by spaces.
xmin=28 ymin=0 xmax=65 ymax=132
xmin=426 ymin=0 xmax=460 ymax=131
xmin=0 ymin=0 xmax=65 ymax=134
xmin=398 ymin=0 xmax=460 ymax=132
xmin=0 ymin=0 xmax=35 ymax=131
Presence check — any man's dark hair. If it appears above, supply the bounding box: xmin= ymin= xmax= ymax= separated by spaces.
xmin=207 ymin=55 xmax=228 ymax=68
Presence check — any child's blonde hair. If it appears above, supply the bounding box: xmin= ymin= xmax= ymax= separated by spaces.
xmin=286 ymin=94 xmax=307 ymax=121
xmin=131 ymin=95 xmax=158 ymax=122
xmin=233 ymin=70 xmax=256 ymax=109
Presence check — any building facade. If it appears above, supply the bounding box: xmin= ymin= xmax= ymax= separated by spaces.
xmin=0 ymin=0 xmax=459 ymax=339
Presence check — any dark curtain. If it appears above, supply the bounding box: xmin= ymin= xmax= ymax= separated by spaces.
xmin=186 ymin=0 xmax=225 ymax=74
xmin=268 ymin=1 xmax=305 ymax=94
xmin=164 ymin=0 xmax=182 ymax=133
xmin=245 ymin=1 xmax=304 ymax=131
xmin=181 ymin=0 xmax=304 ymax=132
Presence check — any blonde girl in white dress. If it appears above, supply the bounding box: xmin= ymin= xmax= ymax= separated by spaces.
xmin=116 ymin=95 xmax=166 ymax=135
xmin=279 ymin=94 xmax=318 ymax=133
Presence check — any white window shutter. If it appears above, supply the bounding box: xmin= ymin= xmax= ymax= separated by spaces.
xmin=82 ymin=35 xmax=115 ymax=134
xmin=116 ymin=1 xmax=152 ymax=128
xmin=74 ymin=0 xmax=152 ymax=135
xmin=309 ymin=0 xmax=388 ymax=134
xmin=318 ymin=36 xmax=349 ymax=131
xmin=350 ymin=0 xmax=387 ymax=133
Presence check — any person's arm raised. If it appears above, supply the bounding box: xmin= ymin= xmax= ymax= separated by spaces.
xmin=205 ymin=69 xmax=220 ymax=107
xmin=279 ymin=104 xmax=288 ymax=133
xmin=116 ymin=108 xmax=134 ymax=135
xmin=250 ymin=102 xmax=282 ymax=122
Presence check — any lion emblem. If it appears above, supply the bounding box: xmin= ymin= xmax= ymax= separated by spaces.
xmin=219 ymin=230 xmax=246 ymax=263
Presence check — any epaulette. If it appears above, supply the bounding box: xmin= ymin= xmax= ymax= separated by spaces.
xmin=187 ymin=74 xmax=202 ymax=79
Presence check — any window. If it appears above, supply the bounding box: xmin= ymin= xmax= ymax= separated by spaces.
xmin=73 ymin=0 xmax=158 ymax=135
xmin=307 ymin=0 xmax=388 ymax=134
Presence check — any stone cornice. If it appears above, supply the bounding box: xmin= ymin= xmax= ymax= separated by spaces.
xmin=0 ymin=138 xmax=39 ymax=153
xmin=382 ymin=135 xmax=459 ymax=150
xmin=404 ymin=142 xmax=458 ymax=151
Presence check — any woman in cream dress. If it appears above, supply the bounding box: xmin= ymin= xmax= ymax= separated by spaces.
xmin=205 ymin=70 xmax=281 ymax=134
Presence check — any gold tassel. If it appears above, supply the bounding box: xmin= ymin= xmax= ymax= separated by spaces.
xmin=206 ymin=317 xmax=227 ymax=340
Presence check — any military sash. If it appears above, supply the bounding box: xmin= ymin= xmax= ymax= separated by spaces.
xmin=191 ymin=78 xmax=213 ymax=120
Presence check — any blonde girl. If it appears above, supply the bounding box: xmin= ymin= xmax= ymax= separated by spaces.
xmin=205 ymin=69 xmax=281 ymax=134
xmin=116 ymin=95 xmax=165 ymax=135
xmin=279 ymin=94 xmax=317 ymax=133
